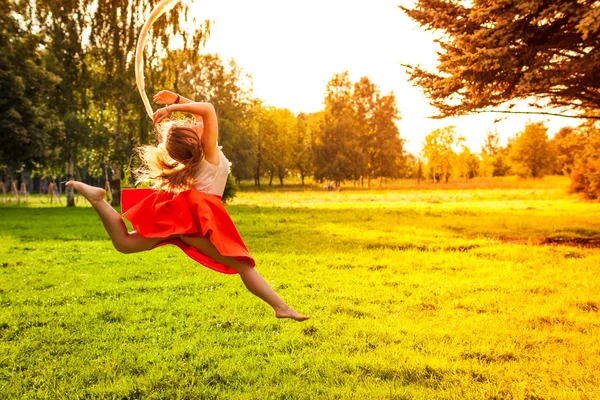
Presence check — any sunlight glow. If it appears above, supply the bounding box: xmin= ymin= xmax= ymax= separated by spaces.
xmin=190 ymin=0 xmax=574 ymax=154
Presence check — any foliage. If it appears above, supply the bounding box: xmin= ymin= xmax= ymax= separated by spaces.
xmin=479 ymin=130 xmax=511 ymax=178
xmin=294 ymin=113 xmax=318 ymax=185
xmin=0 ymin=1 xmax=61 ymax=174
xmin=313 ymin=72 xmax=362 ymax=185
xmin=551 ymin=126 xmax=584 ymax=175
xmin=509 ymin=122 xmax=555 ymax=178
xmin=569 ymin=124 xmax=600 ymax=199
xmin=456 ymin=145 xmax=480 ymax=180
xmin=421 ymin=126 xmax=462 ymax=183
xmin=314 ymin=73 xmax=405 ymax=186
xmin=221 ymin=173 xmax=239 ymax=204
xmin=263 ymin=107 xmax=297 ymax=186
xmin=401 ymin=0 xmax=600 ymax=117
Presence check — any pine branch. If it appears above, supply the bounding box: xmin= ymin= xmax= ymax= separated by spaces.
xmin=474 ymin=109 xmax=600 ymax=120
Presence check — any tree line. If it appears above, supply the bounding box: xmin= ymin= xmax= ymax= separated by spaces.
xmin=400 ymin=0 xmax=600 ymax=199
xmin=413 ymin=121 xmax=600 ymax=200
xmin=2 ymin=0 xmax=406 ymax=206
xmin=3 ymin=0 xmax=599 ymax=204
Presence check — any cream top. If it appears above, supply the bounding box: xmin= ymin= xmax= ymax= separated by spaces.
xmin=192 ymin=148 xmax=231 ymax=196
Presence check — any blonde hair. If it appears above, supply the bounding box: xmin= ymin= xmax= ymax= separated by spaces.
xmin=134 ymin=119 xmax=204 ymax=193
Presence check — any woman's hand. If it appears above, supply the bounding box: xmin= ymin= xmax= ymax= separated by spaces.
xmin=152 ymin=106 xmax=171 ymax=125
xmin=153 ymin=90 xmax=178 ymax=105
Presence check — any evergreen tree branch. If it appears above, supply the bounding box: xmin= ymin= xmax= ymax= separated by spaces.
xmin=473 ymin=110 xmax=600 ymax=120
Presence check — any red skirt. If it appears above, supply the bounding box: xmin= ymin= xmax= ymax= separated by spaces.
xmin=121 ymin=188 xmax=254 ymax=274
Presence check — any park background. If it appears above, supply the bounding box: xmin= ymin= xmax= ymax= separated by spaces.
xmin=1 ymin=0 xmax=600 ymax=398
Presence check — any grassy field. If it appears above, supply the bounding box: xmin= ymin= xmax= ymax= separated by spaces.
xmin=1 ymin=177 xmax=599 ymax=399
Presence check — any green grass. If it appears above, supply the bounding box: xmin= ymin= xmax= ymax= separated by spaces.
xmin=1 ymin=179 xmax=599 ymax=399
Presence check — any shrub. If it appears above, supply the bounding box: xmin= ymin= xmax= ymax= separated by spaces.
xmin=570 ymin=162 xmax=600 ymax=200
xmin=222 ymin=174 xmax=238 ymax=204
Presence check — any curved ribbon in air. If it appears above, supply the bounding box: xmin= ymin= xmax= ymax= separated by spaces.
xmin=135 ymin=0 xmax=183 ymax=119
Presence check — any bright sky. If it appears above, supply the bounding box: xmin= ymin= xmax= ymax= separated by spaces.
xmin=196 ymin=0 xmax=574 ymax=155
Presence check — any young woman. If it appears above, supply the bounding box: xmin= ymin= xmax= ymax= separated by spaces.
xmin=67 ymin=90 xmax=308 ymax=321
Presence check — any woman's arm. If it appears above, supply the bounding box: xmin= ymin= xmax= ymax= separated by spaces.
xmin=153 ymin=90 xmax=201 ymax=121
xmin=153 ymin=101 xmax=219 ymax=162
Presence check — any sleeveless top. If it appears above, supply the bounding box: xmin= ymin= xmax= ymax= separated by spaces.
xmin=192 ymin=148 xmax=231 ymax=196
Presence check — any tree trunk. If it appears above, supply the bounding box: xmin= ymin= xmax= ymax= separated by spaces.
xmin=278 ymin=166 xmax=284 ymax=186
xmin=10 ymin=180 xmax=19 ymax=203
xmin=367 ymin=174 xmax=371 ymax=189
xmin=269 ymin=170 xmax=274 ymax=187
xmin=66 ymin=159 xmax=75 ymax=207
xmin=254 ymin=155 xmax=261 ymax=187
xmin=111 ymin=164 xmax=121 ymax=207
xmin=417 ymin=161 xmax=422 ymax=184
xmin=111 ymin=99 xmax=124 ymax=206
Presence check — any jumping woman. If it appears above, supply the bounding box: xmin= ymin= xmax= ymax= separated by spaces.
xmin=67 ymin=90 xmax=309 ymax=321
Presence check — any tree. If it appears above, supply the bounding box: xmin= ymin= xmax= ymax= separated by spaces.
xmin=569 ymin=124 xmax=600 ymax=199
xmin=421 ymin=126 xmax=461 ymax=183
xmin=457 ymin=146 xmax=480 ymax=181
xmin=0 ymin=1 xmax=60 ymax=178
xmin=401 ymin=1 xmax=600 ymax=118
xmin=313 ymin=72 xmax=363 ymax=186
xmin=35 ymin=0 xmax=94 ymax=206
xmin=294 ymin=112 xmax=318 ymax=185
xmin=550 ymin=126 xmax=584 ymax=175
xmin=263 ymin=107 xmax=297 ymax=186
xmin=480 ymin=130 xmax=511 ymax=177
xmin=352 ymin=77 xmax=377 ymax=185
xmin=509 ymin=122 xmax=555 ymax=178
xmin=370 ymin=93 xmax=405 ymax=185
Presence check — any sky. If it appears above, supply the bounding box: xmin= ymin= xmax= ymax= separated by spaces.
xmin=193 ymin=0 xmax=575 ymax=155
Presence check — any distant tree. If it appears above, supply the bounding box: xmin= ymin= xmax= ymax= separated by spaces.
xmin=421 ymin=126 xmax=460 ymax=183
xmin=550 ymin=127 xmax=584 ymax=175
xmin=269 ymin=108 xmax=297 ymax=186
xmin=509 ymin=122 xmax=555 ymax=178
xmin=569 ymin=125 xmax=600 ymax=199
xmin=400 ymin=1 xmax=600 ymax=118
xmin=480 ymin=130 xmax=511 ymax=177
xmin=313 ymin=72 xmax=362 ymax=186
xmin=371 ymin=93 xmax=405 ymax=184
xmin=352 ymin=77 xmax=377 ymax=185
xmin=402 ymin=154 xmax=420 ymax=180
xmin=248 ymin=103 xmax=296 ymax=186
xmin=456 ymin=146 xmax=480 ymax=181
xmin=295 ymin=112 xmax=319 ymax=185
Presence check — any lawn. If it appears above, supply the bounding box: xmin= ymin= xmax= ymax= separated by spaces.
xmin=1 ymin=177 xmax=599 ymax=399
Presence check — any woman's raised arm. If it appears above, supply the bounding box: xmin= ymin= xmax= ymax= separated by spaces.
xmin=152 ymin=98 xmax=219 ymax=163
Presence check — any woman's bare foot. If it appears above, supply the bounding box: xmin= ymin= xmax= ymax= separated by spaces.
xmin=66 ymin=181 xmax=105 ymax=203
xmin=275 ymin=306 xmax=310 ymax=321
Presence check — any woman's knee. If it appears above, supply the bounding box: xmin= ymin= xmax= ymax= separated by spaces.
xmin=113 ymin=240 xmax=135 ymax=254
xmin=231 ymin=260 xmax=254 ymax=274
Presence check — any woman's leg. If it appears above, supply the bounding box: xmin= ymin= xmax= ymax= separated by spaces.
xmin=179 ymin=235 xmax=309 ymax=321
xmin=66 ymin=181 xmax=163 ymax=253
